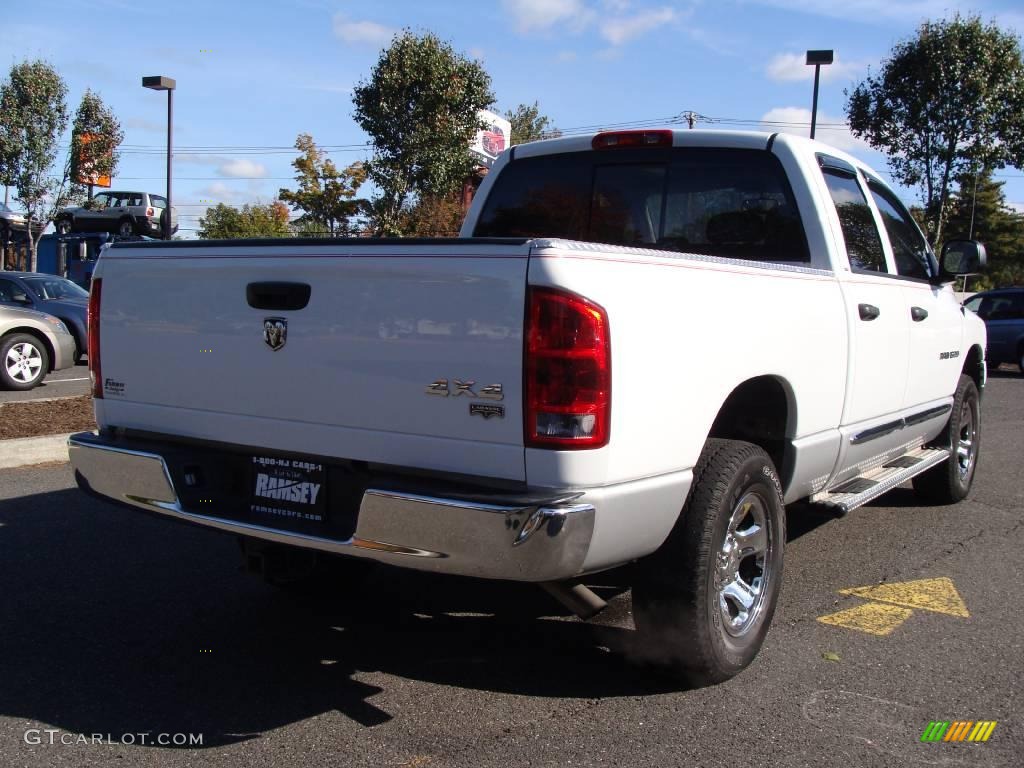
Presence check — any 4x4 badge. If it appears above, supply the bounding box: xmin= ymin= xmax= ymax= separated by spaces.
xmin=425 ymin=379 xmax=504 ymax=400
xmin=263 ymin=318 xmax=287 ymax=351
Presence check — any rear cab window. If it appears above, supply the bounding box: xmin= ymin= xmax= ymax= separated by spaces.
xmin=474 ymin=147 xmax=810 ymax=263
xmin=818 ymin=156 xmax=887 ymax=273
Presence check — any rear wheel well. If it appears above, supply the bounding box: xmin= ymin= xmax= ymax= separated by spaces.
xmin=707 ymin=376 xmax=793 ymax=489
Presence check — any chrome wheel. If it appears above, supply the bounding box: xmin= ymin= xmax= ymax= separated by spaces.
xmin=956 ymin=398 xmax=977 ymax=479
xmin=715 ymin=491 xmax=771 ymax=638
xmin=6 ymin=342 xmax=43 ymax=385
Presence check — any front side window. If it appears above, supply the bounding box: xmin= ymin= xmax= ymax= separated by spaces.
xmin=867 ymin=180 xmax=932 ymax=280
xmin=151 ymin=195 xmax=167 ymax=209
xmin=474 ymin=148 xmax=809 ymax=262
xmin=821 ymin=170 xmax=887 ymax=272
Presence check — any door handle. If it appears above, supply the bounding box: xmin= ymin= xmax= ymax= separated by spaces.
xmin=246 ymin=282 xmax=311 ymax=311
xmin=911 ymin=306 xmax=929 ymax=322
xmin=858 ymin=303 xmax=880 ymax=321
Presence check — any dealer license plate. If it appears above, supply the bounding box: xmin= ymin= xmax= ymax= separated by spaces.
xmin=249 ymin=455 xmax=327 ymax=524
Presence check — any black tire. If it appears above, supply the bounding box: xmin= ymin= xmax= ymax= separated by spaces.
xmin=55 ymin=217 xmax=73 ymax=235
xmin=0 ymin=333 xmax=50 ymax=390
xmin=117 ymin=217 xmax=135 ymax=237
xmin=1018 ymin=345 xmax=1024 ymax=375
xmin=632 ymin=439 xmax=786 ymax=686
xmin=912 ymin=374 xmax=980 ymax=504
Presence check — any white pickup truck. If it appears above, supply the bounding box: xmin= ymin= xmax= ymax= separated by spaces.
xmin=69 ymin=129 xmax=987 ymax=685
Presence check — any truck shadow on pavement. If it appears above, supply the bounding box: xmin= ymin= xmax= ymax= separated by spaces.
xmin=0 ymin=486 xmax=676 ymax=748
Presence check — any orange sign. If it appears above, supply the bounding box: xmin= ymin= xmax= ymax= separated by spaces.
xmin=76 ymin=133 xmax=112 ymax=188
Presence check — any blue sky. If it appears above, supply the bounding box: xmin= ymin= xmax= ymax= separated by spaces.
xmin=4 ymin=0 xmax=1023 ymax=235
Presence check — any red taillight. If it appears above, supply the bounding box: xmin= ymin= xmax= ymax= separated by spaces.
xmin=525 ymin=287 xmax=611 ymax=449
xmin=146 ymin=206 xmax=154 ymax=218
xmin=88 ymin=278 xmax=102 ymax=398
xmin=591 ymin=130 xmax=672 ymax=150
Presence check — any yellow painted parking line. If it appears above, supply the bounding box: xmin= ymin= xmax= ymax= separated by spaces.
xmin=838 ymin=577 xmax=969 ymax=617
xmin=816 ymin=602 xmax=913 ymax=636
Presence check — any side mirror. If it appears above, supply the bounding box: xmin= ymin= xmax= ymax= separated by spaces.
xmin=940 ymin=239 xmax=987 ymax=277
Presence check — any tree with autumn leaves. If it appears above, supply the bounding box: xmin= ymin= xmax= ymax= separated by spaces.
xmin=0 ymin=60 xmax=122 ymax=270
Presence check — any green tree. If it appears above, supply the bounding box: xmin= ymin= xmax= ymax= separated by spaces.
xmin=846 ymin=16 xmax=1024 ymax=247
xmin=0 ymin=60 xmax=69 ymax=271
xmin=505 ymin=101 xmax=560 ymax=145
xmin=198 ymin=201 xmax=291 ymax=239
xmin=945 ymin=171 xmax=1024 ymax=288
xmin=352 ymin=31 xmax=494 ymax=235
xmin=278 ymin=133 xmax=367 ymax=236
xmin=0 ymin=100 xmax=18 ymax=206
xmin=69 ymin=88 xmax=124 ymax=197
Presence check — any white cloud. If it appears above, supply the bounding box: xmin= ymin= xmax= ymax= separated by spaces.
xmin=300 ymin=82 xmax=352 ymax=95
xmin=126 ymin=117 xmax=166 ymax=133
xmin=766 ymin=52 xmax=870 ymax=83
xmin=746 ymin=0 xmax=957 ymax=24
xmin=759 ymin=107 xmax=872 ymax=153
xmin=502 ymin=0 xmax=593 ymax=33
xmin=600 ymin=6 xmax=675 ymax=45
xmin=217 ymin=159 xmax=268 ymax=178
xmin=332 ymin=13 xmax=395 ymax=46
xmin=557 ymin=50 xmax=578 ymax=61
xmin=175 ymin=154 xmax=268 ymax=179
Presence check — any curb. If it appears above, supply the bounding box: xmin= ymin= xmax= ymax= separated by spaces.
xmin=0 ymin=433 xmax=74 ymax=469
xmin=0 ymin=394 xmax=84 ymax=406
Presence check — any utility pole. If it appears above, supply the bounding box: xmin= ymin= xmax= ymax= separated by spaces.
xmin=683 ymin=111 xmax=697 ymax=129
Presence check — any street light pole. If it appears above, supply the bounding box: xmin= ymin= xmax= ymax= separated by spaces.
xmin=142 ymin=75 xmax=176 ymax=240
xmin=805 ymin=50 xmax=833 ymax=140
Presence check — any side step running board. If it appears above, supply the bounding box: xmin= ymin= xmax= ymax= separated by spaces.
xmin=813 ymin=446 xmax=950 ymax=514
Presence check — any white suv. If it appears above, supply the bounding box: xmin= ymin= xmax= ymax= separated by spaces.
xmin=55 ymin=191 xmax=178 ymax=239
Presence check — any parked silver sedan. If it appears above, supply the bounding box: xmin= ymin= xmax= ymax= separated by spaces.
xmin=0 ymin=305 xmax=77 ymax=390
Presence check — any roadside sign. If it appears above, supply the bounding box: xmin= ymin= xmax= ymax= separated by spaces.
xmin=470 ymin=109 xmax=511 ymax=168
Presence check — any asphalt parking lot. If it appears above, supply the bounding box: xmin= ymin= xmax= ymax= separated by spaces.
xmin=0 ymin=360 xmax=90 ymax=404
xmin=0 ymin=372 xmax=1020 ymax=768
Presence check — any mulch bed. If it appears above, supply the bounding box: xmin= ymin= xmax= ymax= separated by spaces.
xmin=0 ymin=395 xmax=97 ymax=440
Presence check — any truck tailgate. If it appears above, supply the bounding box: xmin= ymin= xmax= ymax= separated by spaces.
xmin=95 ymin=240 xmax=530 ymax=482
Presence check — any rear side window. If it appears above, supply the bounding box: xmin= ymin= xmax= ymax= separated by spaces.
xmin=821 ymin=170 xmax=887 ymax=273
xmin=867 ymin=181 xmax=933 ymax=280
xmin=474 ymin=148 xmax=809 ymax=262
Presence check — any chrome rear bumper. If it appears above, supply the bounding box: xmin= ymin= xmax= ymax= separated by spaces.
xmin=68 ymin=433 xmax=595 ymax=582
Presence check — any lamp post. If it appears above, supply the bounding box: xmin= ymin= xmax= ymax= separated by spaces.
xmin=142 ymin=75 xmax=176 ymax=240
xmin=805 ymin=50 xmax=833 ymax=140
